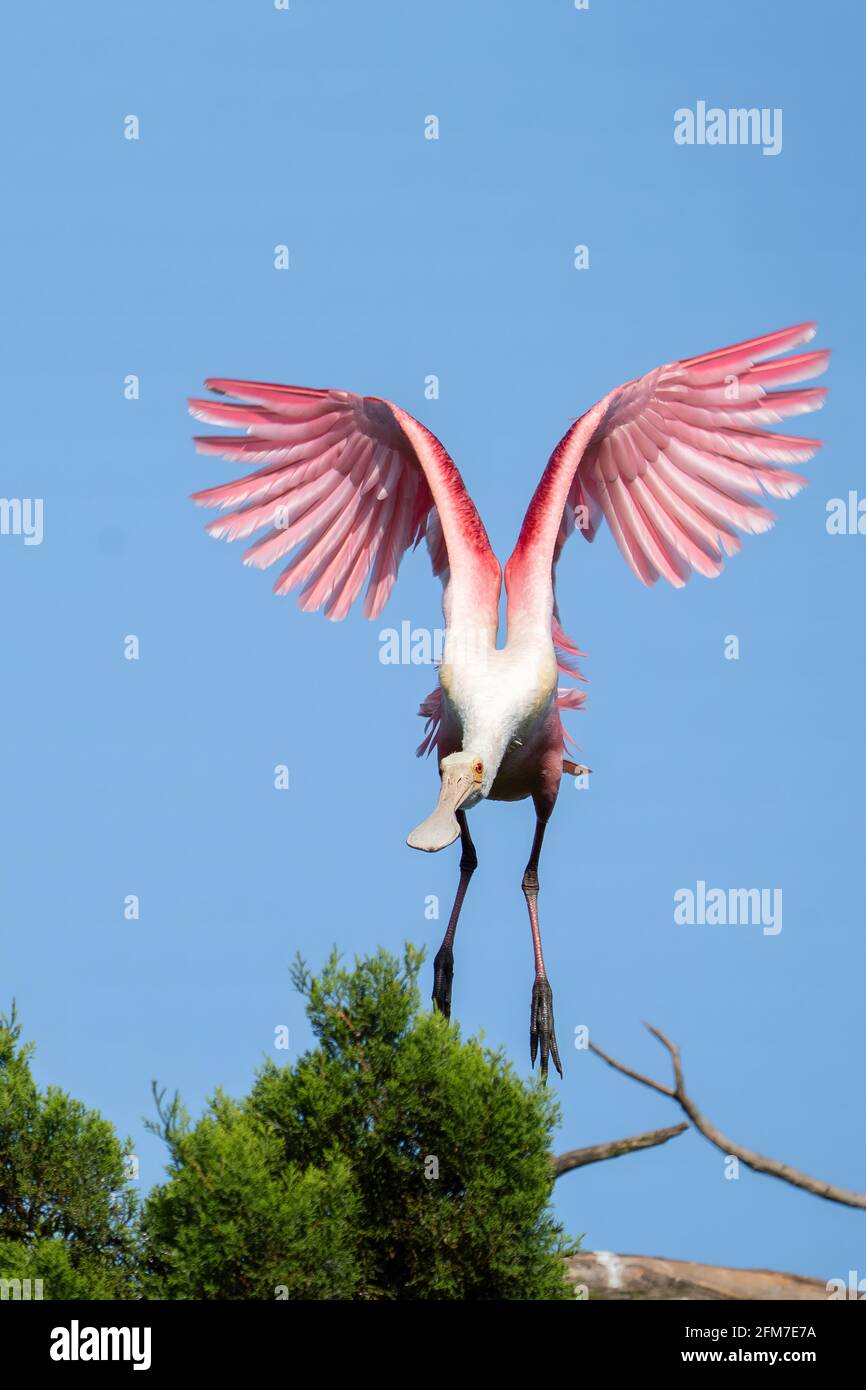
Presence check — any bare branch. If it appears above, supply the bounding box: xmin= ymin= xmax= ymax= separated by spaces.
xmin=590 ymin=1026 xmax=866 ymax=1212
xmin=552 ymin=1122 xmax=688 ymax=1178
xmin=588 ymin=1038 xmax=676 ymax=1098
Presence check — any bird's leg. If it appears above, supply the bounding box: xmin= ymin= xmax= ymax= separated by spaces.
xmin=432 ymin=810 xmax=477 ymax=1019
xmin=523 ymin=815 xmax=563 ymax=1081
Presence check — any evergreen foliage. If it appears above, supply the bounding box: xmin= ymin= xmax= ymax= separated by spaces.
xmin=0 ymin=951 xmax=575 ymax=1301
xmin=0 ymin=1005 xmax=139 ymax=1299
xmin=143 ymin=946 xmax=574 ymax=1300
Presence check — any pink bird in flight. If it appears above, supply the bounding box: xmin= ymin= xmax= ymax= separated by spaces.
xmin=189 ymin=322 xmax=828 ymax=1079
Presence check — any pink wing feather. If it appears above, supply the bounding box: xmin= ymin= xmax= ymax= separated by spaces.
xmin=507 ymin=322 xmax=829 ymax=618
xmin=189 ymin=382 xmax=500 ymax=623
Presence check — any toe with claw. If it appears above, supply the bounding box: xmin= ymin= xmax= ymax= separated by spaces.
xmin=530 ymin=977 xmax=563 ymax=1082
xmin=432 ymin=945 xmax=454 ymax=1019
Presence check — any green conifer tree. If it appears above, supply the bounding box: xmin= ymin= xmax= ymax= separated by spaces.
xmin=143 ymin=946 xmax=575 ymax=1300
xmin=0 ymin=1006 xmax=140 ymax=1299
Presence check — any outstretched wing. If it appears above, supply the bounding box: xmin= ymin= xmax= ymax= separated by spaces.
xmin=507 ymin=323 xmax=829 ymax=619
xmin=189 ymin=382 xmax=500 ymax=623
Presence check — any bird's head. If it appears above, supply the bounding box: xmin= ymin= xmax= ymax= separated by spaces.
xmin=406 ymin=752 xmax=487 ymax=852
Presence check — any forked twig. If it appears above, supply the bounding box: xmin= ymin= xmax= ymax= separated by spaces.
xmin=588 ymin=1026 xmax=866 ymax=1211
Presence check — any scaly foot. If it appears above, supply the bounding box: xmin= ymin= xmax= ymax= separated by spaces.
xmin=432 ymin=945 xmax=454 ymax=1019
xmin=530 ymin=977 xmax=563 ymax=1081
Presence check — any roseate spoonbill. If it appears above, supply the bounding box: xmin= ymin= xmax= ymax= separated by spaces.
xmin=189 ymin=322 xmax=828 ymax=1079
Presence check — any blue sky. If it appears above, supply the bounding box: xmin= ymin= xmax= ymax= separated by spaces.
xmin=2 ymin=0 xmax=864 ymax=1284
